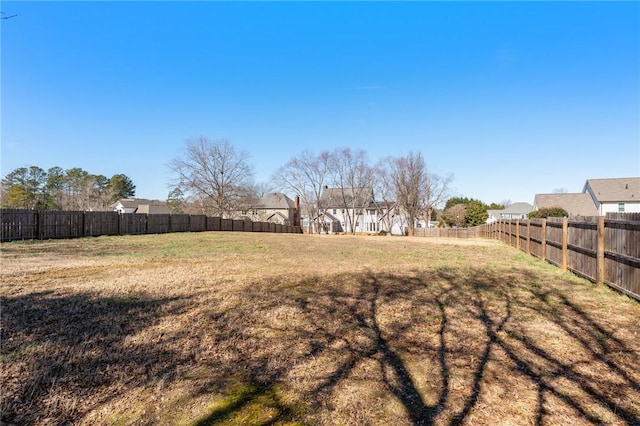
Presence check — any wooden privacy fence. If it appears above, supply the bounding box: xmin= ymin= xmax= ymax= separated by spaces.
xmin=0 ymin=209 xmax=302 ymax=242
xmin=414 ymin=226 xmax=486 ymax=238
xmin=485 ymin=213 xmax=640 ymax=301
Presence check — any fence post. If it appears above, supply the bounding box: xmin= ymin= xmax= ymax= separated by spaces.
xmin=561 ymin=217 xmax=568 ymax=271
xmin=541 ymin=219 xmax=547 ymax=261
xmin=596 ymin=216 xmax=605 ymax=285
xmin=516 ymin=220 xmax=521 ymax=250
xmin=526 ymin=220 xmax=531 ymax=255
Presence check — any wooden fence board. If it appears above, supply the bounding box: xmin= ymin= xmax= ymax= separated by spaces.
xmin=39 ymin=211 xmax=84 ymax=240
xmin=1 ymin=209 xmax=303 ymax=243
xmin=119 ymin=213 xmax=147 ymax=235
xmin=84 ymin=211 xmax=119 ymax=237
xmin=207 ymin=216 xmax=221 ymax=231
xmin=147 ymin=214 xmax=171 ymax=234
xmin=190 ymin=215 xmax=206 ymax=232
xmin=221 ymin=219 xmax=233 ymax=231
xmin=489 ymin=216 xmax=639 ymax=301
xmin=1 ymin=209 xmax=38 ymax=241
xmin=169 ymin=214 xmax=190 ymax=233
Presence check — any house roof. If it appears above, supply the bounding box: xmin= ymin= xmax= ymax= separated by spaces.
xmin=136 ymin=204 xmax=172 ymax=215
xmin=320 ymin=187 xmax=374 ymax=208
xmin=533 ymin=193 xmax=598 ymax=217
xmin=256 ymin=193 xmax=295 ymax=209
xmin=267 ymin=211 xmax=288 ymax=221
xmin=500 ymin=202 xmax=533 ymax=214
xmin=584 ymin=177 xmax=640 ymax=203
xmin=112 ymin=198 xmax=171 ymax=214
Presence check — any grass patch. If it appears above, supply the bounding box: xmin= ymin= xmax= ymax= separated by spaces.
xmin=1 ymin=232 xmax=639 ymax=425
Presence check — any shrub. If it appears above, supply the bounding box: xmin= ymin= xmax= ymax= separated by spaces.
xmin=528 ymin=207 xmax=569 ymax=219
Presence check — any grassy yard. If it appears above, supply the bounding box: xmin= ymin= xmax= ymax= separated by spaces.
xmin=1 ymin=232 xmax=639 ymax=425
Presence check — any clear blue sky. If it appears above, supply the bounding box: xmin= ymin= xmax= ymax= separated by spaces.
xmin=2 ymin=1 xmax=639 ymax=205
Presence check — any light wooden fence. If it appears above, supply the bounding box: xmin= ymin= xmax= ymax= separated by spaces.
xmin=486 ymin=213 xmax=640 ymax=301
xmin=0 ymin=209 xmax=302 ymax=243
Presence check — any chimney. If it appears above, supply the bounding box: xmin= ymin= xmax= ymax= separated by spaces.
xmin=294 ymin=196 xmax=301 ymax=227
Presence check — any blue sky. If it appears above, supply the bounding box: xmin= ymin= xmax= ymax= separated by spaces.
xmin=2 ymin=1 xmax=639 ymax=205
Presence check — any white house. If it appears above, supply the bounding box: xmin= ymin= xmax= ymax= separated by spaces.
xmin=583 ymin=177 xmax=640 ymax=215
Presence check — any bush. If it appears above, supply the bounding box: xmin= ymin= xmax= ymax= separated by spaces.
xmin=378 ymin=230 xmax=387 ymax=236
xmin=528 ymin=207 xmax=569 ymax=219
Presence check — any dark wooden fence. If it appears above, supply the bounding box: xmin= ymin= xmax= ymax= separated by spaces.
xmin=486 ymin=213 xmax=640 ymax=301
xmin=414 ymin=226 xmax=485 ymax=238
xmin=1 ymin=209 xmax=302 ymax=242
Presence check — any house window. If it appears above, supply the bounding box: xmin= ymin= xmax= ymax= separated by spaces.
xmin=618 ymin=202 xmax=625 ymax=212
xmin=333 ymin=209 xmax=337 ymax=214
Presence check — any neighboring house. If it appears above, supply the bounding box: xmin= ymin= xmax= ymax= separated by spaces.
xmin=239 ymin=193 xmax=296 ymax=225
xmin=532 ymin=193 xmax=598 ymax=217
xmin=111 ymin=198 xmax=172 ymax=214
xmin=320 ymin=187 xmax=385 ymax=234
xmin=315 ymin=187 xmax=423 ymax=235
xmin=531 ymin=177 xmax=640 ymax=218
xmin=486 ymin=202 xmax=534 ymax=223
xmin=583 ymin=177 xmax=640 ymax=215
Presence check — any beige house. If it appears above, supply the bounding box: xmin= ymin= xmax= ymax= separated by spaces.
xmin=239 ymin=193 xmax=296 ymax=225
xmin=111 ymin=198 xmax=171 ymax=214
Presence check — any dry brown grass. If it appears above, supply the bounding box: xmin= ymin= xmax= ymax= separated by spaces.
xmin=1 ymin=232 xmax=639 ymax=425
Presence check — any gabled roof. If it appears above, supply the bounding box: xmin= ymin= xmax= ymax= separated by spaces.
xmin=136 ymin=204 xmax=171 ymax=215
xmin=112 ymin=198 xmax=171 ymax=214
xmin=584 ymin=177 xmax=640 ymax=203
xmin=533 ymin=193 xmax=598 ymax=217
xmin=321 ymin=187 xmax=374 ymax=208
xmin=256 ymin=193 xmax=295 ymax=209
xmin=267 ymin=211 xmax=289 ymax=222
xmin=499 ymin=202 xmax=533 ymax=214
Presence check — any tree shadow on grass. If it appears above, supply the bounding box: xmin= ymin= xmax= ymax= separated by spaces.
xmin=1 ymin=290 xmax=192 ymax=425
xmin=3 ymin=266 xmax=639 ymax=425
xmin=191 ymin=268 xmax=640 ymax=425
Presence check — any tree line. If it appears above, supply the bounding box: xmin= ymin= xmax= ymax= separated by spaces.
xmin=1 ymin=166 xmax=135 ymax=210
xmin=3 ymin=137 xmax=524 ymax=233
xmin=167 ymin=137 xmax=454 ymax=236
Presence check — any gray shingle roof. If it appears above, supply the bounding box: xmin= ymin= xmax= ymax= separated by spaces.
xmin=584 ymin=177 xmax=640 ymax=202
xmin=501 ymin=202 xmax=533 ymax=214
xmin=320 ymin=187 xmax=374 ymax=208
xmin=533 ymin=193 xmax=598 ymax=217
xmin=113 ymin=198 xmax=171 ymax=214
xmin=256 ymin=193 xmax=295 ymax=209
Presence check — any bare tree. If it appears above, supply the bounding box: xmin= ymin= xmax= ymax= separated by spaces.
xmin=274 ymin=150 xmax=331 ymax=233
xmin=442 ymin=203 xmax=467 ymax=227
xmin=372 ymin=158 xmax=401 ymax=233
xmin=327 ymin=148 xmax=375 ymax=234
xmin=168 ymin=137 xmax=253 ymax=218
xmin=389 ymin=152 xmax=451 ymax=236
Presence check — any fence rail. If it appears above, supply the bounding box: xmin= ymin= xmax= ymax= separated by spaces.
xmin=485 ymin=213 xmax=640 ymax=301
xmin=1 ymin=209 xmax=302 ymax=243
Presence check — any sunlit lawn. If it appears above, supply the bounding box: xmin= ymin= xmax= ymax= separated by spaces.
xmin=1 ymin=232 xmax=639 ymax=425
